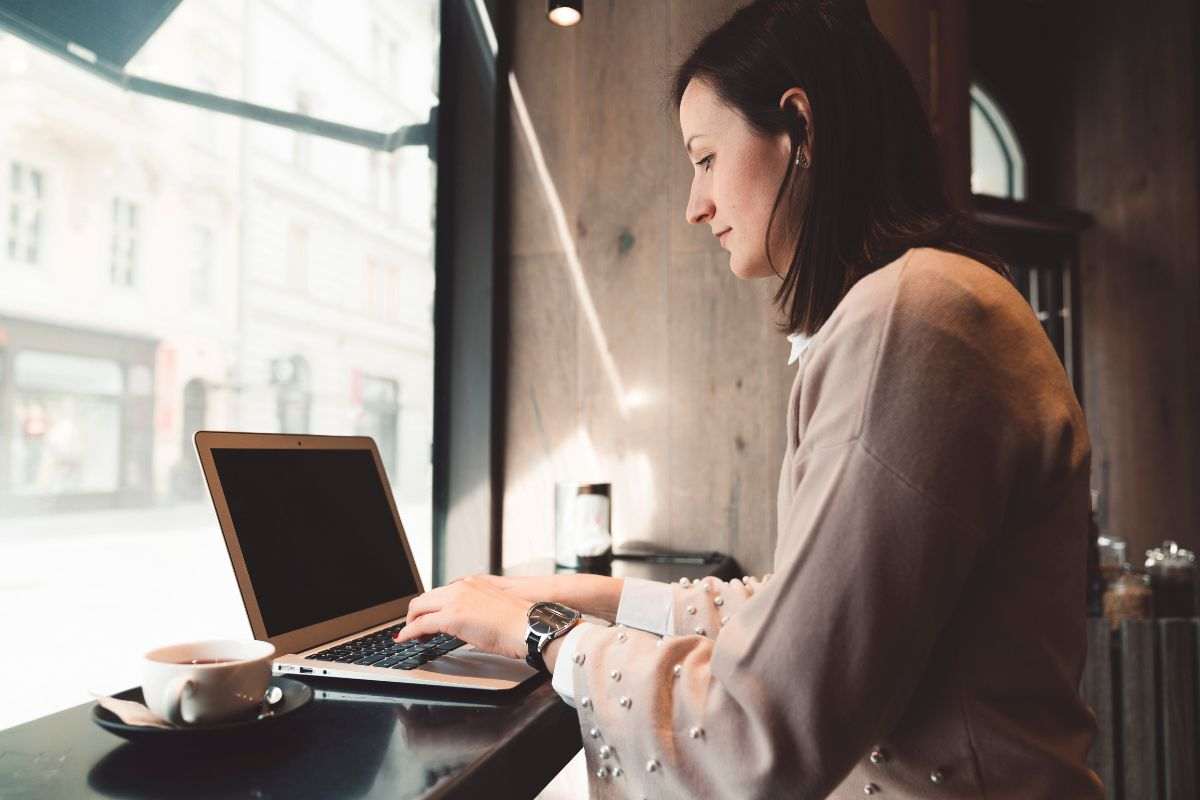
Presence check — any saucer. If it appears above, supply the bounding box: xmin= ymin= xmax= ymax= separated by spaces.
xmin=92 ymin=677 xmax=313 ymax=744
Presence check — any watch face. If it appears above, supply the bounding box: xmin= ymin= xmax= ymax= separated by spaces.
xmin=529 ymin=602 xmax=579 ymax=636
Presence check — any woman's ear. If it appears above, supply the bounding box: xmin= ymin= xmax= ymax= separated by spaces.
xmin=779 ymin=87 xmax=814 ymax=164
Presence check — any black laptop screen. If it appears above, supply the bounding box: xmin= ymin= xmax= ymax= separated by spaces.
xmin=210 ymin=447 xmax=418 ymax=636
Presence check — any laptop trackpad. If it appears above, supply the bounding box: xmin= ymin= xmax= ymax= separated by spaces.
xmin=421 ymin=647 xmax=538 ymax=680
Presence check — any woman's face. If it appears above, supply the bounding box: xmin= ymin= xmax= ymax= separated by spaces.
xmin=679 ymin=78 xmax=802 ymax=280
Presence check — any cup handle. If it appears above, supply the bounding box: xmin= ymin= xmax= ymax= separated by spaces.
xmin=162 ymin=675 xmax=197 ymax=725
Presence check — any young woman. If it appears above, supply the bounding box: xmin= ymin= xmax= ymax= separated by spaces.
xmin=396 ymin=1 xmax=1102 ymax=797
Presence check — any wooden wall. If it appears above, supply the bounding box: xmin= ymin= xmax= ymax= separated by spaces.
xmin=1068 ymin=0 xmax=1200 ymax=559
xmin=499 ymin=0 xmax=966 ymax=574
xmin=969 ymin=0 xmax=1200 ymax=562
xmin=501 ymin=1 xmax=786 ymax=574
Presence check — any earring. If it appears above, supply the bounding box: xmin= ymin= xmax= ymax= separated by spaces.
xmin=795 ymin=151 xmax=809 ymax=169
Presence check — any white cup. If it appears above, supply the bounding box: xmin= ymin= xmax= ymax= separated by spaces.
xmin=142 ymin=639 xmax=275 ymax=726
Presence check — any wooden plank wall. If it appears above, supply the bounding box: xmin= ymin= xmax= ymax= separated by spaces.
xmin=500 ymin=0 xmax=967 ymax=573
xmin=1069 ymin=0 xmax=1200 ymax=560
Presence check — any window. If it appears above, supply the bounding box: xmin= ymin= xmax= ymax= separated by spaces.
xmin=372 ymin=20 xmax=401 ymax=90
xmin=11 ymin=351 xmax=123 ymax=495
xmin=272 ymin=354 xmax=312 ymax=433
xmin=365 ymin=257 xmax=402 ymax=320
xmin=0 ymin=0 xmax=440 ymax=730
xmin=355 ymin=374 xmax=400 ymax=476
xmin=292 ymin=90 xmax=312 ymax=168
xmin=7 ymin=161 xmax=44 ymax=265
xmin=970 ymin=84 xmax=1026 ymax=200
xmin=189 ymin=225 xmax=214 ymax=305
xmin=387 ymin=155 xmax=400 ymax=218
xmin=368 ymin=151 xmax=383 ymax=209
xmin=286 ymin=222 xmax=309 ymax=291
xmin=110 ymin=198 xmax=140 ymax=287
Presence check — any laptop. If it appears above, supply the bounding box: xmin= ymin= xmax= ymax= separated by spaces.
xmin=194 ymin=431 xmax=540 ymax=692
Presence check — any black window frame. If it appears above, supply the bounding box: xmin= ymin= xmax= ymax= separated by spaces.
xmin=432 ymin=0 xmax=510 ymax=586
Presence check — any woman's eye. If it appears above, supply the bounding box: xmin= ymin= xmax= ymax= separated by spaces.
xmin=695 ymin=155 xmax=714 ymax=172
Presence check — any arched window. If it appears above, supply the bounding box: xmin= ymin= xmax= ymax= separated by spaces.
xmin=970 ymin=84 xmax=1026 ymax=200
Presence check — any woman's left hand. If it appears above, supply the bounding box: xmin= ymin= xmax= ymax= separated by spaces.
xmin=393 ymin=576 xmax=533 ymax=660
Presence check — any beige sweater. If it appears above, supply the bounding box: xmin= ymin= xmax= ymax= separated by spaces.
xmin=568 ymin=247 xmax=1102 ymax=799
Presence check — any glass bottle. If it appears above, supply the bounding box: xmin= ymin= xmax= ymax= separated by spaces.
xmin=1144 ymin=540 xmax=1198 ymax=618
xmin=1102 ymin=562 xmax=1153 ymax=631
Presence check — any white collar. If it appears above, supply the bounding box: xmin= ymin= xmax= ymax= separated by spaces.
xmin=787 ymin=332 xmax=812 ymax=365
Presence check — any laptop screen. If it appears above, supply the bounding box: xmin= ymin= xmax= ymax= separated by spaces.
xmin=211 ymin=447 xmax=419 ymax=637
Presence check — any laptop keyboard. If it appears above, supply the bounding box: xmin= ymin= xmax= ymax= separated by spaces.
xmin=307 ymin=623 xmax=466 ymax=670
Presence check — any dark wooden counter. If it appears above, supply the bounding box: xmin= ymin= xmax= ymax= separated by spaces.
xmin=0 ymin=553 xmax=740 ymax=800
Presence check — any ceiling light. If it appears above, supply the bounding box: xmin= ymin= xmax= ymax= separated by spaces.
xmin=548 ymin=0 xmax=582 ymax=27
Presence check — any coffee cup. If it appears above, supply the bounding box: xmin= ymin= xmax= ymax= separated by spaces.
xmin=142 ymin=639 xmax=275 ymax=726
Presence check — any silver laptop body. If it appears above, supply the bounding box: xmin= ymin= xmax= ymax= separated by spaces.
xmin=194 ymin=430 xmax=538 ymax=692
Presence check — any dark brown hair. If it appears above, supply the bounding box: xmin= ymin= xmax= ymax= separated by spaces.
xmin=673 ymin=0 xmax=1007 ymax=335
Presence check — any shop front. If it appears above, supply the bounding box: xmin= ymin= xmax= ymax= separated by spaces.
xmin=0 ymin=316 xmax=156 ymax=514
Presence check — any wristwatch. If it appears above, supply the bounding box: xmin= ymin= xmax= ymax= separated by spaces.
xmin=525 ymin=601 xmax=582 ymax=674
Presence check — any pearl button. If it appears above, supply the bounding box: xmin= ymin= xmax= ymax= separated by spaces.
xmin=646 ymin=758 xmax=660 ymax=773
xmin=686 ymin=605 xmax=697 ymax=615
xmin=612 ymin=766 xmax=623 ymax=777
xmin=930 ymin=768 xmax=945 ymax=784
xmin=689 ymin=725 xmax=704 ymax=739
xmin=694 ymin=626 xmax=706 ymax=635
xmin=701 ymin=582 xmax=712 ymax=593
xmin=673 ymin=664 xmax=682 ymax=677
xmin=600 ymin=745 xmax=613 ymax=759
xmin=618 ymin=696 xmax=631 ymax=708
xmin=864 ymin=783 xmax=879 ymax=795
xmin=596 ymin=767 xmax=609 ymax=779
xmin=610 ymin=669 xmax=621 ymax=681
xmin=713 ymin=596 xmax=724 ymax=607
xmin=869 ymin=748 xmax=887 ymax=765
xmin=678 ymin=577 xmax=691 ymax=586
xmin=742 ymin=575 xmax=751 ymax=583
xmin=580 ymin=696 xmax=591 ymax=709
xmin=589 ymin=727 xmax=601 ymax=738
xmin=720 ymin=615 xmax=730 ymax=625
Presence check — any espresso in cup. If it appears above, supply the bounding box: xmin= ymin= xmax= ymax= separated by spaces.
xmin=143 ymin=639 xmax=275 ymax=726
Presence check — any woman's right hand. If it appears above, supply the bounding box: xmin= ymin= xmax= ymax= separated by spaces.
xmin=451 ymin=573 xmax=625 ymax=621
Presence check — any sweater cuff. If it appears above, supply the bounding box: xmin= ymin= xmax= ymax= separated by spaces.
xmin=550 ymin=621 xmax=593 ymax=706
xmin=615 ymin=577 xmax=675 ymax=636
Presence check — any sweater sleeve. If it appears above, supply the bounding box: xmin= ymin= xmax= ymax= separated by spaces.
xmin=615 ymin=575 xmax=773 ymax=639
xmin=569 ymin=442 xmax=990 ymax=798
xmin=564 ymin=251 xmax=1086 ymax=798
xmin=556 ymin=576 xmax=773 ymax=706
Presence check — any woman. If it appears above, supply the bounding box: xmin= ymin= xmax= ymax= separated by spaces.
xmin=396 ymin=1 xmax=1102 ymax=797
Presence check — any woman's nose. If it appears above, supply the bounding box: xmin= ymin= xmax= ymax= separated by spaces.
xmin=686 ymin=183 xmax=714 ymax=225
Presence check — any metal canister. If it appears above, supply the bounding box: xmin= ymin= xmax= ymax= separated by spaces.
xmin=1102 ymin=563 xmax=1153 ymax=631
xmin=554 ymin=482 xmax=612 ymax=570
xmin=1097 ymin=535 xmax=1127 ymax=585
xmin=1144 ymin=540 xmax=1198 ymax=618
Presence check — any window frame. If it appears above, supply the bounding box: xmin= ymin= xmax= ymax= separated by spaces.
xmin=6 ymin=159 xmax=48 ymax=267
xmin=431 ymin=0 xmax=508 ymax=584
